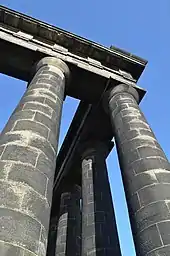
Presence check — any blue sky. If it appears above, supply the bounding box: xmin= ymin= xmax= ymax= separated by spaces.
xmin=0 ymin=1 xmax=170 ymax=255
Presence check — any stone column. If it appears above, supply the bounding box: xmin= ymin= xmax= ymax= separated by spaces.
xmin=104 ymin=83 xmax=170 ymax=256
xmin=55 ymin=185 xmax=81 ymax=256
xmin=81 ymin=142 xmax=121 ymax=256
xmin=47 ymin=216 xmax=58 ymax=256
xmin=0 ymin=57 xmax=69 ymax=256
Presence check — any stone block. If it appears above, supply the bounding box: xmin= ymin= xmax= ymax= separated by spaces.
xmin=148 ymin=245 xmax=170 ymax=256
xmin=0 ymin=121 xmax=15 ymax=135
xmin=131 ymin=138 xmax=156 ymax=150
xmin=138 ymin=146 xmax=166 ymax=159
xmin=23 ymin=102 xmax=53 ymax=117
xmin=82 ymin=202 xmax=94 ymax=214
xmin=0 ymin=208 xmax=41 ymax=254
xmin=126 ymin=171 xmax=158 ymax=195
xmin=136 ymin=224 xmax=162 ymax=255
xmin=139 ymin=128 xmax=156 ymax=139
xmin=48 ymin=130 xmax=58 ymax=150
xmin=155 ymin=170 xmax=170 ymax=184
xmin=0 ymin=132 xmax=24 ymax=147
xmin=8 ymin=110 xmax=35 ymax=122
xmin=37 ymin=78 xmax=57 ymax=88
xmin=8 ymin=163 xmax=47 ymax=196
xmin=0 ymin=240 xmax=24 ymax=256
xmin=84 ymin=235 xmax=95 ymax=251
xmin=29 ymin=135 xmax=56 ymax=162
xmin=158 ymin=221 xmax=170 ymax=246
xmin=127 ymin=193 xmax=141 ymax=214
xmin=124 ymin=148 xmax=139 ymax=164
xmin=0 ymin=180 xmax=22 ymax=209
xmin=124 ymin=129 xmax=139 ymax=141
xmin=44 ymin=97 xmax=61 ymax=113
xmin=46 ymin=178 xmax=53 ymax=206
xmin=22 ymin=189 xmax=50 ymax=232
xmin=130 ymin=157 xmax=166 ymax=174
xmin=22 ymin=95 xmax=46 ymax=105
xmin=0 ymin=161 xmax=10 ymax=179
xmin=86 ymin=213 xmax=95 ymax=225
xmin=135 ymin=201 xmax=170 ymax=233
xmin=34 ymin=112 xmax=56 ymax=133
xmin=23 ymin=249 xmax=38 ymax=256
xmin=1 ymin=144 xmax=38 ymax=166
xmin=36 ymin=153 xmax=54 ymax=179
xmin=28 ymin=83 xmax=49 ymax=91
xmin=14 ymin=120 xmax=49 ymax=139
xmin=138 ymin=183 xmax=170 ymax=207
xmin=83 ymin=224 xmax=95 ymax=237
xmin=48 ymin=85 xmax=63 ymax=100
xmin=26 ymin=86 xmax=57 ymax=100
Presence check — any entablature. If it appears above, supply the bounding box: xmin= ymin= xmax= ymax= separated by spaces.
xmin=0 ymin=5 xmax=147 ymax=81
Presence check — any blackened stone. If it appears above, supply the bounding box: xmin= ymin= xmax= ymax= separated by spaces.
xmin=136 ymin=225 xmax=162 ymax=255
xmin=105 ymin=84 xmax=170 ymax=255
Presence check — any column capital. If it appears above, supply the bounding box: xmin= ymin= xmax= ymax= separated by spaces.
xmin=103 ymin=83 xmax=140 ymax=113
xmin=80 ymin=140 xmax=114 ymax=160
xmin=34 ymin=57 xmax=70 ymax=80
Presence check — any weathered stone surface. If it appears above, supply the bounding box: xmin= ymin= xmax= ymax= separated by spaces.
xmin=0 ymin=57 xmax=69 ymax=255
xmin=22 ymin=189 xmax=50 ymax=231
xmin=81 ymin=143 xmax=121 ymax=256
xmin=105 ymin=83 xmax=170 ymax=255
xmin=0 ymin=208 xmax=41 ymax=253
xmin=36 ymin=153 xmax=55 ymax=179
xmin=0 ymin=241 xmax=24 ymax=256
xmin=13 ymin=120 xmax=49 ymax=139
xmin=8 ymin=163 xmax=48 ymax=196
xmin=1 ymin=144 xmax=38 ymax=166
xmin=136 ymin=224 xmax=162 ymax=255
xmin=148 ymin=246 xmax=170 ymax=256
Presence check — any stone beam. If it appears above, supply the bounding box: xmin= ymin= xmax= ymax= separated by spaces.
xmin=0 ymin=5 xmax=147 ymax=81
xmin=0 ymin=5 xmax=147 ymax=104
xmin=0 ymin=33 xmax=145 ymax=103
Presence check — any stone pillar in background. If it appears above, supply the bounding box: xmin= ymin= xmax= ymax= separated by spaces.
xmin=47 ymin=216 xmax=58 ymax=256
xmin=104 ymin=83 xmax=170 ymax=255
xmin=81 ymin=142 xmax=121 ymax=256
xmin=0 ymin=57 xmax=69 ymax=256
xmin=55 ymin=185 xmax=81 ymax=256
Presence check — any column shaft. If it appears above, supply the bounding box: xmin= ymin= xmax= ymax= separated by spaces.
xmin=47 ymin=216 xmax=58 ymax=256
xmin=81 ymin=143 xmax=121 ymax=256
xmin=106 ymin=84 xmax=170 ymax=255
xmin=0 ymin=57 xmax=69 ymax=256
xmin=55 ymin=185 xmax=81 ymax=256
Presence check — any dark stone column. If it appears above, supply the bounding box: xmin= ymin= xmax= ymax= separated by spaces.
xmin=81 ymin=142 xmax=121 ymax=256
xmin=55 ymin=185 xmax=81 ymax=256
xmin=0 ymin=57 xmax=69 ymax=256
xmin=104 ymin=83 xmax=170 ymax=256
xmin=47 ymin=216 xmax=58 ymax=256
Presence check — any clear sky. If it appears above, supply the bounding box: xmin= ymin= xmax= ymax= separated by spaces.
xmin=0 ymin=1 xmax=170 ymax=255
